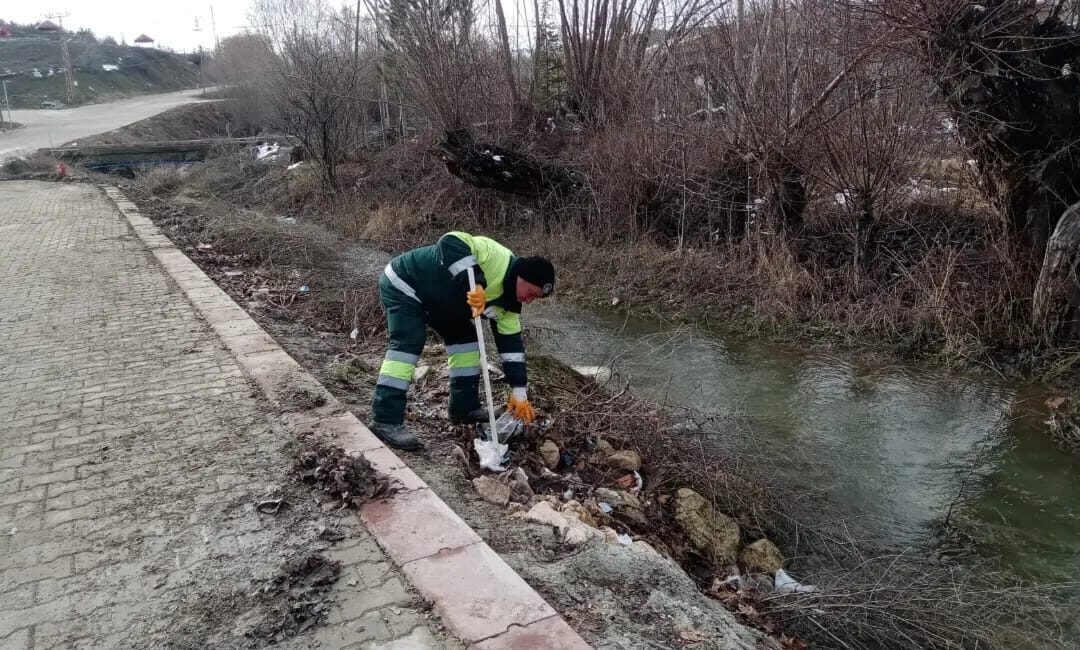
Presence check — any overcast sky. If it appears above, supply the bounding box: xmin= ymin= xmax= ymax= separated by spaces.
xmin=3 ymin=1 xmax=253 ymax=52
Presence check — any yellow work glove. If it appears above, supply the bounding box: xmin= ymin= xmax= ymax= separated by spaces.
xmin=507 ymin=387 xmax=535 ymax=423
xmin=466 ymin=286 xmax=486 ymax=319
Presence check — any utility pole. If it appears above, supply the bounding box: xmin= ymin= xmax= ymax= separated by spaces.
xmin=47 ymin=12 xmax=76 ymax=105
xmin=209 ymin=4 xmax=220 ymax=49
xmin=354 ymin=0 xmax=361 ymax=66
xmin=193 ymin=17 xmax=203 ymax=90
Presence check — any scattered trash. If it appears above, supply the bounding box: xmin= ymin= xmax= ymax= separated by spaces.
xmin=615 ymin=470 xmax=643 ymax=492
xmin=349 ymin=328 xmax=359 ymax=340
xmin=298 ymin=285 xmax=310 ymax=294
xmin=472 ymin=436 xmax=508 ymax=472
xmin=256 ymin=498 xmax=287 ymax=514
xmin=197 ymin=243 xmax=213 ymax=250
xmin=223 ymin=270 xmax=244 ymax=277
xmin=598 ymin=502 xmax=614 ymax=514
xmin=488 ymin=411 xmax=524 ymax=444
xmin=617 ymin=533 xmax=633 ymax=546
xmin=255 ymin=142 xmax=282 ymax=162
xmin=563 ymin=488 xmax=575 ymax=500
xmin=775 ymin=568 xmax=817 ymax=594
xmin=287 ymin=161 xmax=304 ymax=171
xmin=512 ymin=501 xmax=597 ymax=545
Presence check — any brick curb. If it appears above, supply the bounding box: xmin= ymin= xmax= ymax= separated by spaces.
xmin=100 ymin=186 xmax=592 ymax=650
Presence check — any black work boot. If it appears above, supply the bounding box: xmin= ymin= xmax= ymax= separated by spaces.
xmin=449 ymin=407 xmax=490 ymax=426
xmin=370 ymin=422 xmax=422 ymax=451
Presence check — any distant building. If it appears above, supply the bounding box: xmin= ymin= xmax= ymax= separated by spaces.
xmin=133 ymin=34 xmax=154 ymax=47
xmin=36 ymin=20 xmax=61 ymax=33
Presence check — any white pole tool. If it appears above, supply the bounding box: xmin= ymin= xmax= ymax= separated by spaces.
xmin=467 ymin=267 xmax=501 ymax=440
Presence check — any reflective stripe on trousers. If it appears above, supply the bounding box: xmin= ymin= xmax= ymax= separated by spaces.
xmin=377 ymin=349 xmax=420 ymax=391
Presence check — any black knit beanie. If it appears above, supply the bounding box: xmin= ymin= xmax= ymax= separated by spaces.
xmin=516 ymin=257 xmax=555 ymax=296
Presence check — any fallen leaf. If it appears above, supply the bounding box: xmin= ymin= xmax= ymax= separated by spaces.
xmin=737 ymin=603 xmax=759 ymax=618
xmin=780 ymin=634 xmax=810 ymax=650
xmin=1046 ymin=396 xmax=1066 ymax=409
xmin=675 ymin=625 xmax=709 ymax=643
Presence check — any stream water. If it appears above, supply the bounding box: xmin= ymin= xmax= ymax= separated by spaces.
xmin=526 ymin=301 xmax=1080 ymax=618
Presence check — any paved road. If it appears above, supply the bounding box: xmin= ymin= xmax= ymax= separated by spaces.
xmin=0 ymin=181 xmax=450 ymax=649
xmin=0 ymin=89 xmax=212 ymax=159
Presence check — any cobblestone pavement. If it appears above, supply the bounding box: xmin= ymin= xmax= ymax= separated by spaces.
xmin=0 ymin=181 xmax=456 ymax=650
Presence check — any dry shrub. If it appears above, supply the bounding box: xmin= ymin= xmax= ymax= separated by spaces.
xmin=206 ymin=211 xmax=342 ymax=270
xmin=0 ymin=153 xmax=58 ymax=177
xmin=351 ymin=204 xmax=439 ymax=249
xmin=1048 ymin=411 xmax=1080 ymax=452
xmin=133 ymin=166 xmax=186 ymax=196
xmin=569 ymin=122 xmax=746 ymax=245
xmin=766 ymin=556 xmax=1072 ymax=650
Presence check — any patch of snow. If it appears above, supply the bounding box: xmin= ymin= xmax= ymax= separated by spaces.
xmin=491 ymin=154 xmax=503 ymax=162
xmin=101 ymin=64 xmax=119 ymax=72
xmin=287 ymin=161 xmax=304 ymax=170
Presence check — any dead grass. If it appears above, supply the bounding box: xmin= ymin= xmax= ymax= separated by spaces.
xmin=205 ymin=211 xmax=342 ymax=270
xmin=765 ymin=555 xmax=1072 ymax=650
xmin=122 ymin=163 xmax=1073 ymax=650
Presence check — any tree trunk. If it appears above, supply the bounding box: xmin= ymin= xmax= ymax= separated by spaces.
xmin=915 ymin=3 xmax=1080 ymax=341
xmin=433 ymin=129 xmax=579 ymax=199
xmin=1033 ymin=202 xmax=1080 ymax=342
xmin=493 ymin=0 xmax=521 ymax=117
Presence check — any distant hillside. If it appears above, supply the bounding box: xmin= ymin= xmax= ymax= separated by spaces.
xmin=0 ymin=37 xmax=200 ymax=109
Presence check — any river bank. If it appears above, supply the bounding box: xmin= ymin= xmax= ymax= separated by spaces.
xmin=100 ymin=164 xmax=1070 ymax=650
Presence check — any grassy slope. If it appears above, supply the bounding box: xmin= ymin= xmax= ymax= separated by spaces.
xmin=0 ymin=37 xmax=198 ymax=108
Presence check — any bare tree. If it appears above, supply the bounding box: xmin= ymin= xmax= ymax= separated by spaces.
xmin=253 ymin=0 xmax=372 ymax=190
xmin=880 ymin=0 xmax=1080 ymax=341
xmin=369 ymin=0 xmax=495 ymax=129
xmin=556 ymin=0 xmax=725 ymax=124
xmin=205 ymin=34 xmax=276 ymax=133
